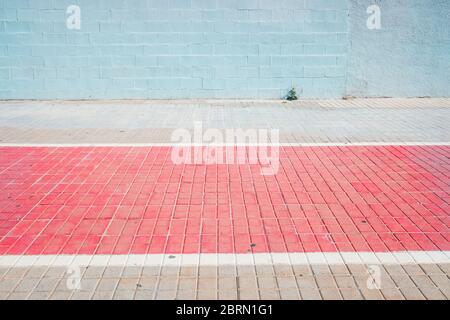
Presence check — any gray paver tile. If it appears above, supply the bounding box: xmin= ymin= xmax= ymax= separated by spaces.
xmin=237 ymin=266 xmax=256 ymax=276
xmin=360 ymin=288 xmax=384 ymax=300
xmin=134 ymin=289 xmax=155 ymax=300
xmin=92 ymin=291 xmax=114 ymax=300
xmin=274 ymin=265 xmax=294 ymax=277
xmin=276 ymin=277 xmax=297 ymax=289
xmin=103 ymin=267 xmax=124 ymax=278
xmin=381 ymin=288 xmax=405 ymax=300
xmin=238 ymin=289 xmax=259 ymax=300
xmin=122 ymin=266 xmax=142 ymax=278
xmin=296 ymin=275 xmax=318 ymax=289
xmin=113 ymin=290 xmax=135 ymax=300
xmin=158 ymin=277 xmax=178 ymax=291
xmin=82 ymin=266 xmax=105 ymax=279
xmin=279 ymin=288 xmax=301 ymax=300
xmin=197 ymin=290 xmax=217 ymax=300
xmin=257 ymin=276 xmax=278 ymax=290
xmin=418 ymin=287 xmax=446 ymax=300
xmin=259 ymin=290 xmax=280 ymax=300
xmin=339 ymin=288 xmax=363 ymax=300
xmin=334 ymin=275 xmax=357 ymax=289
xmin=391 ymin=275 xmax=417 ymax=289
xmin=155 ymin=290 xmax=176 ymax=300
xmin=330 ymin=265 xmax=350 ymax=275
xmin=429 ymin=275 xmax=450 ymax=288
xmin=315 ymin=275 xmax=337 ymax=289
xmin=116 ymin=277 xmax=140 ymax=291
xmin=238 ymin=276 xmax=258 ymax=290
xmin=137 ymin=277 xmax=158 ymax=291
xmin=4 ymin=267 xmax=29 ymax=279
xmin=199 ymin=267 xmax=217 ymax=277
xmin=141 ymin=266 xmax=160 ymax=277
xmin=25 ymin=267 xmax=48 ymax=279
xmin=419 ymin=264 xmax=443 ymax=275
xmin=28 ymin=292 xmax=50 ymax=300
xmin=35 ymin=278 xmax=59 ymax=292
xmin=43 ymin=268 xmax=66 ymax=279
xmin=218 ymin=291 xmax=237 ymax=300
xmin=71 ymin=290 xmax=94 ymax=300
xmin=400 ymin=287 xmax=426 ymax=300
xmin=13 ymin=278 xmax=39 ymax=292
xmin=300 ymin=288 xmax=321 ymax=300
xmin=0 ymin=278 xmax=20 ymax=292
xmin=180 ymin=266 xmax=198 ymax=277
xmin=7 ymin=292 xmax=29 ymax=300
xmin=320 ymin=288 xmax=343 ymax=300
xmin=49 ymin=291 xmax=72 ymax=300
xmin=218 ymin=277 xmax=236 ymax=291
xmin=96 ymin=278 xmax=119 ymax=291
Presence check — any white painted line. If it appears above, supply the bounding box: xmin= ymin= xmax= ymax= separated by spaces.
xmin=0 ymin=252 xmax=449 ymax=268
xmin=1 ymin=142 xmax=450 ymax=148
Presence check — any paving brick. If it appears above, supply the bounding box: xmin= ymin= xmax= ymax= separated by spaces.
xmin=296 ymin=276 xmax=318 ymax=290
xmin=13 ymin=278 xmax=39 ymax=292
xmin=49 ymin=291 xmax=71 ymax=300
xmin=339 ymin=288 xmax=363 ymax=300
xmin=28 ymin=292 xmax=49 ymax=300
xmin=334 ymin=276 xmax=357 ymax=289
xmin=158 ymin=277 xmax=178 ymax=291
xmin=4 ymin=268 xmax=28 ymax=279
xmin=7 ymin=292 xmax=29 ymax=300
xmin=259 ymin=290 xmax=280 ymax=300
xmin=103 ymin=267 xmax=124 ymax=278
xmin=181 ymin=267 xmax=199 ymax=277
xmin=418 ymin=287 xmax=446 ymax=300
xmin=320 ymin=288 xmax=343 ymax=300
xmin=113 ymin=290 xmax=135 ymax=300
xmin=25 ymin=267 xmax=48 ymax=279
xmin=96 ymin=278 xmax=119 ymax=292
xmin=134 ymin=289 xmax=155 ymax=300
xmin=71 ymin=291 xmax=94 ymax=300
xmin=279 ymin=288 xmax=301 ymax=300
xmin=391 ymin=275 xmax=417 ymax=289
xmin=360 ymin=288 xmax=385 ymax=300
xmin=381 ymin=288 xmax=405 ymax=300
xmin=137 ymin=277 xmax=158 ymax=291
xmin=155 ymin=290 xmax=177 ymax=300
xmin=197 ymin=290 xmax=218 ymax=300
xmin=218 ymin=291 xmax=237 ymax=300
xmin=34 ymin=278 xmax=59 ymax=292
xmin=218 ymin=277 xmax=237 ymax=291
xmin=300 ymin=288 xmax=322 ymax=300
xmin=238 ymin=289 xmax=259 ymax=300
xmin=400 ymin=287 xmax=426 ymax=300
xmin=92 ymin=291 xmax=115 ymax=300
xmin=0 ymin=278 xmax=20 ymax=292
xmin=257 ymin=276 xmax=278 ymax=290
xmin=315 ymin=275 xmax=338 ymax=289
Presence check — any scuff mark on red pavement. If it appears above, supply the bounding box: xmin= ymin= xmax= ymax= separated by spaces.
xmin=0 ymin=146 xmax=448 ymax=255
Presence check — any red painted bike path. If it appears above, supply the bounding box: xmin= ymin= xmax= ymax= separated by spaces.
xmin=0 ymin=146 xmax=448 ymax=255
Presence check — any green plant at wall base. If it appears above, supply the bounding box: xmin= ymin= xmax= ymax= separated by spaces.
xmin=286 ymin=87 xmax=298 ymax=101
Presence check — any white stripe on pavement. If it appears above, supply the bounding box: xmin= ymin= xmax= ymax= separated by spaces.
xmin=1 ymin=252 xmax=449 ymax=268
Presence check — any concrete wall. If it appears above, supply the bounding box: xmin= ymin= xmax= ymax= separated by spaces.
xmin=0 ymin=0 xmax=448 ymax=99
xmin=347 ymin=0 xmax=450 ymax=98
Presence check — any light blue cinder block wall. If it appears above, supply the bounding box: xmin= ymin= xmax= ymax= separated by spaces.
xmin=0 ymin=0 xmax=448 ymax=99
xmin=0 ymin=0 xmax=349 ymax=99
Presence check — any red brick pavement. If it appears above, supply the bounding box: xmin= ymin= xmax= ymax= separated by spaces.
xmin=0 ymin=146 xmax=448 ymax=255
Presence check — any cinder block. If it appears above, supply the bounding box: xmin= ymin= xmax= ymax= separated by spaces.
xmin=4 ymin=0 xmax=421 ymax=99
